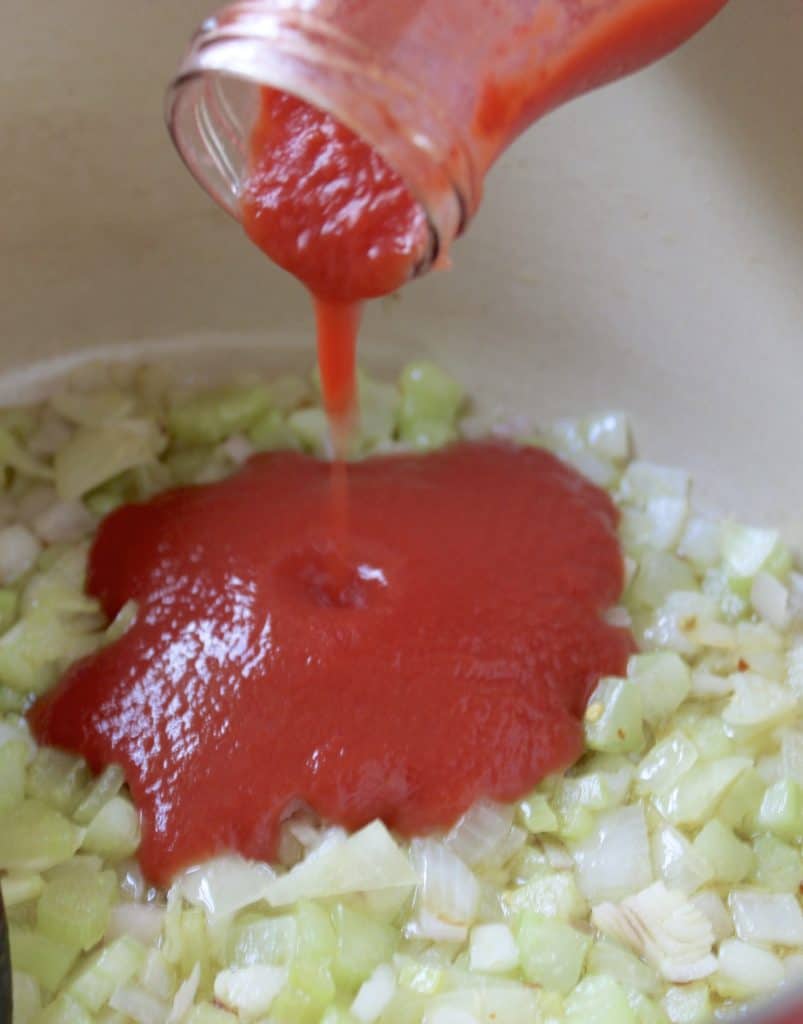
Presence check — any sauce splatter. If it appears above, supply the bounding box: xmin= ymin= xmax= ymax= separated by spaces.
xmin=30 ymin=443 xmax=632 ymax=886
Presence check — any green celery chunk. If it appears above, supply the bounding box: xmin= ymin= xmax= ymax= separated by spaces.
xmin=168 ymin=386 xmax=271 ymax=445
xmin=33 ymin=994 xmax=94 ymax=1024
xmin=9 ymin=925 xmax=79 ymax=992
xmin=516 ymin=912 xmax=590 ymax=993
xmin=37 ymin=867 xmax=116 ymax=951
xmin=693 ymin=820 xmax=753 ymax=884
xmin=0 ymin=588 xmax=19 ymax=632
xmin=81 ymin=795 xmax=140 ymax=860
xmin=331 ymin=903 xmax=398 ymax=991
xmin=751 ymin=835 xmax=802 ymax=892
xmin=26 ymin=748 xmax=90 ymax=816
xmin=72 ymin=764 xmax=125 ymax=826
xmin=756 ymin=779 xmax=803 ymax=841
xmin=584 ymin=677 xmax=644 ymax=754
xmin=0 ymin=800 xmax=83 ymax=872
xmin=565 ymin=975 xmax=638 ymax=1024
xmin=68 ymin=936 xmax=146 ymax=1013
xmin=0 ymin=737 xmax=27 ymax=814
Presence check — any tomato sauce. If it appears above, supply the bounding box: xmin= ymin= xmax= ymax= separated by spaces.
xmin=30 ymin=443 xmax=632 ymax=885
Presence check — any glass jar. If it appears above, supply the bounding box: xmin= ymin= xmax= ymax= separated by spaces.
xmin=166 ymin=0 xmax=728 ymax=276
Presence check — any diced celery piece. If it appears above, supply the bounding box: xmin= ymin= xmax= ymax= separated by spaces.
xmin=34 ymin=995 xmax=95 ymax=1024
xmin=185 ymin=1005 xmax=239 ymax=1024
xmin=503 ymin=871 xmax=587 ymax=921
xmin=166 ymin=446 xmax=216 ymax=486
xmin=627 ymin=653 xmax=691 ymax=726
xmin=288 ymin=408 xmax=329 ymax=453
xmin=692 ymin=820 xmax=753 ymax=884
xmin=756 ymin=779 xmax=803 ymax=841
xmin=0 ymin=684 xmax=25 ymax=712
xmin=8 ymin=924 xmax=79 ymax=992
xmin=68 ymin=936 xmax=147 ymax=1013
xmin=587 ymin=939 xmax=660 ymax=996
xmin=0 ymin=615 xmax=60 ymax=695
xmin=1 ymin=871 xmax=43 ymax=908
xmin=517 ymin=793 xmax=558 ymax=834
xmin=81 ymin=794 xmax=140 ymax=860
xmin=397 ymin=961 xmax=444 ymax=996
xmin=11 ymin=970 xmax=41 ymax=1024
xmin=555 ymin=802 xmax=596 ymax=843
xmin=72 ymin=764 xmax=125 ymax=825
xmin=272 ymin=962 xmax=336 ymax=1024
xmin=628 ymin=990 xmax=670 ymax=1024
xmin=681 ymin=715 xmax=735 ymax=761
xmin=37 ymin=867 xmax=116 ymax=951
xmin=516 ymin=912 xmax=590 ymax=993
xmin=356 ymin=371 xmax=400 ymax=451
xmin=0 ymin=587 xmax=19 ymax=632
xmin=247 ymin=409 xmax=297 ymax=452
xmin=321 ymin=1008 xmax=358 ymax=1024
xmin=713 ymin=769 xmax=764 ymax=841
xmin=0 ymin=737 xmax=26 ymax=813
xmin=331 ymin=903 xmax=398 ymax=991
xmin=26 ymin=747 xmax=90 ymax=815
xmin=637 ymin=733 xmax=698 ymax=796
xmin=0 ymin=800 xmax=83 ymax=871
xmin=662 ymin=983 xmax=711 ymax=1024
xmin=720 ymin=523 xmax=780 ymax=580
xmin=0 ymin=426 xmax=52 ymax=481
xmin=400 ymin=419 xmax=457 ymax=452
xmin=227 ymin=912 xmax=297 ymax=967
xmin=168 ymin=386 xmax=271 ymax=445
xmin=586 ymin=411 xmax=630 ymax=461
xmin=294 ymin=900 xmax=337 ymax=961
xmin=751 ymin=835 xmax=802 ymax=893
xmin=628 ymin=553 xmax=697 ymax=612
xmin=653 ymin=757 xmax=751 ymax=827
xmin=565 ymin=975 xmax=638 ymax=1024
xmin=584 ymin=677 xmax=644 ymax=754
xmin=398 ymin=362 xmax=463 ymax=443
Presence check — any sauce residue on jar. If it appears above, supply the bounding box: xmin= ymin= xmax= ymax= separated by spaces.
xmin=30 ymin=443 xmax=633 ymax=886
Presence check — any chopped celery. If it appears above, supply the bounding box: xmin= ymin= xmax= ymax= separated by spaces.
xmin=0 ymin=737 xmax=26 ymax=813
xmin=80 ymin=794 xmax=140 ymax=860
xmin=756 ymin=779 xmax=803 ymax=841
xmin=584 ymin=677 xmax=644 ymax=754
xmin=11 ymin=970 xmax=41 ymax=1024
xmin=214 ymin=964 xmax=287 ymax=1019
xmin=68 ymin=936 xmax=146 ymax=1013
xmin=628 ymin=990 xmax=670 ymax=1024
xmin=166 ymin=446 xmax=216 ymax=485
xmin=627 ymin=653 xmax=691 ymax=726
xmin=227 ymin=912 xmax=297 ymax=967
xmin=516 ymin=912 xmax=590 ymax=993
xmin=288 ymin=408 xmax=329 ymax=453
xmin=8 ymin=924 xmax=79 ymax=992
xmin=72 ymin=764 xmax=125 ymax=825
xmin=1 ymin=871 xmax=43 ymax=908
xmin=271 ymin=961 xmax=337 ymax=1024
xmin=0 ymin=587 xmax=19 ymax=631
xmin=355 ymin=371 xmax=400 ymax=451
xmin=517 ymin=793 xmax=558 ymax=834
xmin=716 ymin=768 xmax=766 ymax=836
xmin=692 ymin=820 xmax=753 ymax=884
xmin=503 ymin=871 xmax=587 ymax=921
xmin=398 ymin=362 xmax=463 ymax=447
xmin=720 ymin=523 xmax=780 ymax=580
xmin=637 ymin=733 xmax=698 ymax=797
xmin=751 ymin=835 xmax=802 ymax=893
xmin=652 ymin=757 xmax=751 ymax=827
xmin=627 ymin=553 xmax=697 ymax=612
xmin=565 ymin=975 xmax=638 ymax=1024
xmin=0 ymin=800 xmax=83 ymax=872
xmin=468 ymin=923 xmax=519 ymax=974
xmin=331 ymin=903 xmax=398 ymax=991
xmin=168 ymin=386 xmax=271 ymax=445
xmin=37 ymin=867 xmax=116 ymax=951
xmin=587 ymin=939 xmax=661 ymax=996
xmin=34 ymin=994 xmax=95 ymax=1024
xmin=185 ymin=1005 xmax=239 ymax=1024
xmin=247 ymin=409 xmax=297 ymax=452
xmin=26 ymin=747 xmax=90 ymax=815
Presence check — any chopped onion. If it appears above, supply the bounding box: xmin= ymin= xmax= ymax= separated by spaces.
xmin=715 ymin=939 xmax=785 ymax=997
xmin=690 ymin=890 xmax=733 ymax=942
xmin=730 ymin=892 xmax=803 ymax=947
xmin=751 ymin=571 xmax=790 ymax=628
xmin=469 ymin=924 xmax=519 ymax=973
xmin=106 ymin=903 xmax=166 ymax=946
xmin=350 ymin=963 xmax=397 ymax=1023
xmin=0 ymin=524 xmax=40 ymax=585
xmin=109 ymin=984 xmax=168 ymax=1024
xmin=651 ymin=825 xmax=713 ymax=894
xmin=572 ymin=805 xmax=652 ymax=904
xmin=33 ymin=499 xmax=95 ymax=544
xmin=410 ymin=839 xmax=480 ymax=926
xmin=265 ymin=821 xmax=418 ymax=906
xmin=178 ymin=855 xmax=275 ymax=922
xmin=167 ymin=961 xmax=200 ymax=1023
xmin=722 ymin=673 xmax=796 ymax=735
xmin=444 ymin=801 xmax=515 ymax=868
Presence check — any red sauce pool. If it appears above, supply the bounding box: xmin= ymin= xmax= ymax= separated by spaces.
xmin=30 ymin=443 xmax=632 ymax=885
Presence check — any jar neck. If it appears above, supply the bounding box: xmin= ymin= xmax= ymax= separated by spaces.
xmin=166 ymin=1 xmax=481 ymax=275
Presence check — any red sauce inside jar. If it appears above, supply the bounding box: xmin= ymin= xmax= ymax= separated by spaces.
xmin=30 ymin=443 xmax=633 ymax=886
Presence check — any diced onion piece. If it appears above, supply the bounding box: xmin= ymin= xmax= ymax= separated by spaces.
xmin=651 ymin=825 xmax=713 ymax=894
xmin=756 ymin=779 xmax=803 ymax=842
xmin=469 ymin=923 xmax=519 ymax=973
xmin=781 ymin=730 xmax=803 ymax=786
xmin=411 ymin=839 xmax=480 ymax=926
xmin=265 ymin=821 xmax=418 ymax=906
xmin=722 ymin=673 xmax=796 ymax=735
xmin=678 ymin=518 xmax=721 ymax=572
xmin=214 ymin=965 xmax=287 ymax=1020
xmin=637 ymin=733 xmax=698 ymax=796
xmin=591 ymin=882 xmax=716 ymax=983
xmin=620 ymin=461 xmax=689 ymax=502
xmin=652 ymin=757 xmax=752 ymax=827
xmin=627 ymin=652 xmax=691 ymax=725
xmin=720 ymin=523 xmax=779 ymax=579
xmin=178 ymin=855 xmax=275 ymax=922
xmin=33 ymin=500 xmax=94 ymax=544
xmin=167 ymin=962 xmax=200 ymax=1023
xmin=662 ymin=983 xmax=711 ymax=1024
xmin=424 ymin=1010 xmax=480 ymax=1024
xmin=0 ymin=525 xmax=40 ymax=585
xmin=714 ymin=939 xmax=785 ymax=998
xmin=692 ymin=820 xmax=753 ymax=885
xmin=565 ymin=974 xmax=638 ymax=1024
xmin=407 ymin=908 xmax=468 ymax=944
xmin=109 ymin=984 xmax=169 ymax=1024
xmin=587 ymin=412 xmax=630 ymax=461
xmin=572 ymin=804 xmax=652 ymax=904
xmin=730 ymin=891 xmax=803 ymax=947
xmin=690 ymin=891 xmax=733 ymax=943
xmin=54 ymin=419 xmax=165 ymax=500
xmin=444 ymin=800 xmax=514 ymax=868
xmin=587 ymin=937 xmax=661 ymax=995
xmin=350 ymin=963 xmax=397 ymax=1024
